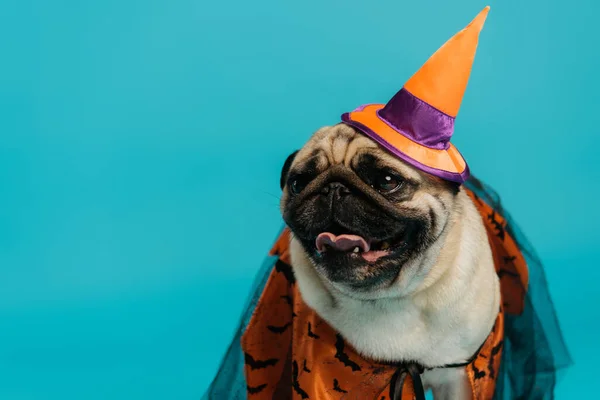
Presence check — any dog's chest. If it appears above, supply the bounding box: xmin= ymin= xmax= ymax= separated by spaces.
xmin=311 ymin=295 xmax=468 ymax=367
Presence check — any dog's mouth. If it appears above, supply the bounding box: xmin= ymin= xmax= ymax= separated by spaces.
xmin=291 ymin=221 xmax=422 ymax=288
xmin=314 ymin=229 xmax=408 ymax=263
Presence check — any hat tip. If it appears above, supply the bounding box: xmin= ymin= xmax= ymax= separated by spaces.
xmin=469 ymin=5 xmax=490 ymax=31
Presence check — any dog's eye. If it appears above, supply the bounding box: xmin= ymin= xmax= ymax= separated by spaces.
xmin=373 ymin=173 xmax=402 ymax=193
xmin=290 ymin=175 xmax=310 ymax=194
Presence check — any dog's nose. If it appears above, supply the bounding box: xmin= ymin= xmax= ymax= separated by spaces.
xmin=321 ymin=182 xmax=351 ymax=196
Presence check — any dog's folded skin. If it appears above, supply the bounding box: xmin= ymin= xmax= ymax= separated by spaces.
xmin=282 ymin=124 xmax=500 ymax=399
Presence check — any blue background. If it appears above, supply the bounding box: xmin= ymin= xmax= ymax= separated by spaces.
xmin=1 ymin=0 xmax=597 ymax=398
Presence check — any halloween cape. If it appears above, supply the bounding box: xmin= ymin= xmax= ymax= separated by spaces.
xmin=201 ymin=176 xmax=572 ymax=399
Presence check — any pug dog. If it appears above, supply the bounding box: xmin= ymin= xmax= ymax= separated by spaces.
xmin=279 ymin=123 xmax=500 ymax=399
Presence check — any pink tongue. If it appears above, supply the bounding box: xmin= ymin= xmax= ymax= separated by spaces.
xmin=315 ymin=233 xmax=370 ymax=253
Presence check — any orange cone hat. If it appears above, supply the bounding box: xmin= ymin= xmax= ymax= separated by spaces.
xmin=341 ymin=6 xmax=490 ymax=183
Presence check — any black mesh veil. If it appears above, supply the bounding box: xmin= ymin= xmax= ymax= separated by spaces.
xmin=201 ymin=176 xmax=572 ymax=399
xmin=201 ymin=232 xmax=282 ymax=400
xmin=464 ymin=176 xmax=572 ymax=399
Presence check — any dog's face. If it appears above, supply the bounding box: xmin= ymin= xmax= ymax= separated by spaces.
xmin=280 ymin=124 xmax=461 ymax=296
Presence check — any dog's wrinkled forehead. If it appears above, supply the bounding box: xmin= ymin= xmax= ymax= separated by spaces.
xmin=294 ymin=124 xmax=423 ymax=182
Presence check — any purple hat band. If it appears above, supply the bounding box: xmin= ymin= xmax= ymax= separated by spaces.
xmin=378 ymin=88 xmax=455 ymax=150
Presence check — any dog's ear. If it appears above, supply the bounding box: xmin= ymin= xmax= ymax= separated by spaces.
xmin=280 ymin=150 xmax=299 ymax=190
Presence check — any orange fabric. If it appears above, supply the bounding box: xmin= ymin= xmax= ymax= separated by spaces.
xmin=241 ymin=189 xmax=527 ymax=399
xmin=467 ymin=190 xmax=529 ymax=315
xmin=269 ymin=228 xmax=292 ymax=265
xmin=347 ymin=104 xmax=467 ymax=174
xmin=403 ymin=7 xmax=490 ymax=117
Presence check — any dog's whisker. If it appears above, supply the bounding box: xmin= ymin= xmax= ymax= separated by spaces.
xmin=260 ymin=190 xmax=282 ymax=202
